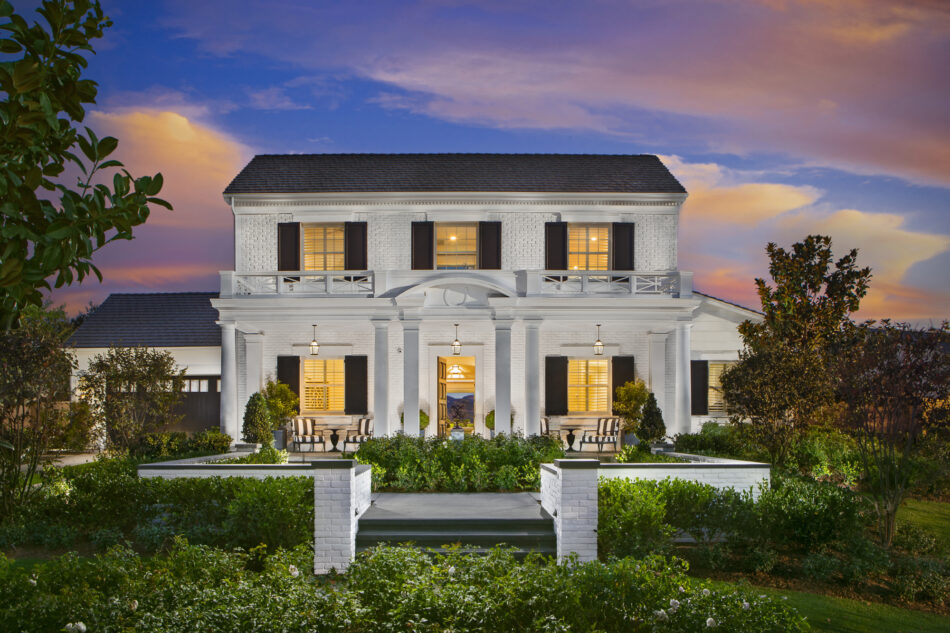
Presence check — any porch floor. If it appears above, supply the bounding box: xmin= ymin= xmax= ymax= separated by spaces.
xmin=363 ymin=492 xmax=545 ymax=521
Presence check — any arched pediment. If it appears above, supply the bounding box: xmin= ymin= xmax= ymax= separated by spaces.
xmin=393 ymin=274 xmax=516 ymax=308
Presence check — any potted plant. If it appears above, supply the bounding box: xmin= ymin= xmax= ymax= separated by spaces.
xmin=400 ymin=409 xmax=430 ymax=436
xmin=612 ymin=379 xmax=649 ymax=446
xmin=262 ymin=379 xmax=298 ymax=450
xmin=484 ymin=409 xmax=514 ymax=438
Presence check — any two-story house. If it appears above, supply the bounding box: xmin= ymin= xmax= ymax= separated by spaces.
xmin=207 ymin=153 xmax=759 ymax=442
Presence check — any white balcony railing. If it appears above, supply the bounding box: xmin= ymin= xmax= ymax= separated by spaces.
xmin=220 ymin=271 xmax=374 ymax=297
xmin=521 ymin=270 xmax=690 ymax=298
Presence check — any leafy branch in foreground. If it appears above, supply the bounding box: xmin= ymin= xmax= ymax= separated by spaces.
xmin=0 ymin=0 xmax=171 ymax=329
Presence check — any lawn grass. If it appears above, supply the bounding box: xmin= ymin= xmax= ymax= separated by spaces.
xmin=898 ymin=498 xmax=950 ymax=555
xmin=710 ymin=580 xmax=950 ymax=633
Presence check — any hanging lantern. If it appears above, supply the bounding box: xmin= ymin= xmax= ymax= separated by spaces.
xmin=593 ymin=324 xmax=604 ymax=356
xmin=451 ymin=323 xmax=462 ymax=356
xmin=447 ymin=363 xmax=465 ymax=380
xmin=309 ymin=324 xmax=320 ymax=356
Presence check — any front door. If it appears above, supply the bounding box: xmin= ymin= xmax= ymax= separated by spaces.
xmin=437 ymin=356 xmax=475 ymax=436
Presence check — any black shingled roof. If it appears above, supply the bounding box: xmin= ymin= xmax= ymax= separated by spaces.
xmin=67 ymin=292 xmax=220 ymax=348
xmin=223 ymin=153 xmax=686 ymax=195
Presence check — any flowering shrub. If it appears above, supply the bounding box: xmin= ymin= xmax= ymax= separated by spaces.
xmin=0 ymin=541 xmax=808 ymax=633
xmin=352 ymin=433 xmax=563 ymax=492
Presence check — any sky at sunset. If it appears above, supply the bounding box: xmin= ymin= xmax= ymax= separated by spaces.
xmin=34 ymin=0 xmax=950 ymax=323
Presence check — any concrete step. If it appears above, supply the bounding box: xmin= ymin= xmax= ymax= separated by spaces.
xmin=356 ymin=516 xmax=556 ymax=555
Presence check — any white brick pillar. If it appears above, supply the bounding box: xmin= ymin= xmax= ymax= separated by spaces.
xmin=312 ymin=460 xmax=362 ymax=574
xmin=218 ymin=321 xmax=239 ymax=442
xmin=372 ymin=319 xmax=390 ymax=436
xmin=494 ymin=319 xmax=512 ymax=435
xmin=523 ymin=319 xmax=541 ymax=436
xmin=648 ymin=331 xmax=669 ymax=426
xmin=402 ymin=320 xmax=421 ymax=436
xmin=244 ymin=332 xmax=264 ymax=399
xmin=673 ymin=322 xmax=692 ymax=436
xmin=552 ymin=459 xmax=599 ymax=562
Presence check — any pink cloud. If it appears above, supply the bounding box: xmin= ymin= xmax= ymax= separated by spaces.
xmin=44 ymin=107 xmax=249 ymax=313
xmin=163 ymin=0 xmax=950 ymax=185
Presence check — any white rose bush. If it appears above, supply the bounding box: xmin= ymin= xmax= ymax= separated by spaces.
xmin=0 ymin=541 xmax=807 ymax=632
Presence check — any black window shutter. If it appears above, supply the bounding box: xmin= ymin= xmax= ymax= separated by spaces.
xmin=545 ymin=356 xmax=568 ymax=415
xmin=344 ymin=222 xmax=368 ymax=270
xmin=277 ymin=223 xmax=300 ymax=271
xmin=344 ymin=355 xmax=368 ymax=415
xmin=545 ymin=222 xmax=568 ymax=270
xmin=611 ymin=223 xmax=635 ymax=271
xmin=691 ymin=360 xmax=709 ymax=416
xmin=477 ymin=221 xmax=502 ymax=269
xmin=411 ymin=221 xmax=434 ymax=270
xmin=611 ymin=356 xmax=637 ymax=415
xmin=276 ymin=356 xmax=300 ymax=414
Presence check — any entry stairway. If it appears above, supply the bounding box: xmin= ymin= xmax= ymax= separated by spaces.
xmin=355 ymin=492 xmax=557 ymax=557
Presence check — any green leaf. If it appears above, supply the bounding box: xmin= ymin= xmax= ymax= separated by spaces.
xmin=147 ymin=197 xmax=173 ymax=210
xmin=98 ymin=135 xmax=118 ymax=158
xmin=0 ymin=38 xmax=21 ymax=53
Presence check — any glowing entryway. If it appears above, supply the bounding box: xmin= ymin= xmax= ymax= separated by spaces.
xmin=437 ymin=356 xmax=475 ymax=436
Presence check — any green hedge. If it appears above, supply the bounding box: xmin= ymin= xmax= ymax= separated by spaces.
xmin=352 ymin=434 xmax=564 ymax=492
xmin=0 ymin=542 xmax=809 ymax=633
xmin=0 ymin=457 xmax=312 ymax=552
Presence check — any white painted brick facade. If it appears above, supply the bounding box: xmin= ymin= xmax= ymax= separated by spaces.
xmin=540 ymin=460 xmax=599 ymax=562
xmin=233 ymin=207 xmax=680 ymax=275
xmin=214 ymin=193 xmax=760 ymax=441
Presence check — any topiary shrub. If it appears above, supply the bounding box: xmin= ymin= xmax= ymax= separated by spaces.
xmin=638 ymin=392 xmax=666 ymax=443
xmin=242 ymin=392 xmax=272 ymax=446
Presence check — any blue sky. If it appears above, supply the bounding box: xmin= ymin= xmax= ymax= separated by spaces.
xmin=33 ymin=0 xmax=950 ymax=322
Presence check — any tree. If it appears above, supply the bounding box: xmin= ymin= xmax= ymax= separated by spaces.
xmin=836 ymin=321 xmax=950 ymax=546
xmin=638 ymin=392 xmax=666 ymax=444
xmin=0 ymin=304 xmax=75 ymax=519
xmin=78 ymin=346 xmax=185 ymax=451
xmin=0 ymin=0 xmax=170 ymax=329
xmin=721 ymin=235 xmax=871 ymax=466
xmin=613 ymin=379 xmax=650 ymax=438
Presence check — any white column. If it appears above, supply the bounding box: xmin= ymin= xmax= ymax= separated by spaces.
xmin=244 ymin=332 xmax=264 ymax=399
xmin=524 ymin=319 xmax=541 ymax=436
xmin=402 ymin=320 xmax=420 ymax=436
xmin=673 ymin=322 xmax=692 ymax=436
xmin=494 ymin=320 xmax=512 ymax=435
xmin=648 ymin=331 xmax=669 ymax=425
xmin=218 ymin=321 xmax=239 ymax=443
xmin=372 ymin=319 xmax=390 ymax=436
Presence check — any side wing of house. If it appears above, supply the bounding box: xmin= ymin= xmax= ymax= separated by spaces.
xmin=66 ymin=292 xmax=223 ymax=434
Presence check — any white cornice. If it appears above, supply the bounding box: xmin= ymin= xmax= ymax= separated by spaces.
xmin=226 ymin=190 xmax=686 ymax=213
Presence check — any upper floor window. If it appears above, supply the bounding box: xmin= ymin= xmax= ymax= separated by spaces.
xmin=303 ymin=224 xmax=345 ymax=271
xmin=302 ymin=358 xmax=345 ymax=413
xmin=568 ymin=224 xmax=609 ymax=271
xmin=436 ymin=223 xmax=478 ymax=270
xmin=567 ymin=358 xmax=610 ymax=413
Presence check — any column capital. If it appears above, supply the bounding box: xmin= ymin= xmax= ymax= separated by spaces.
xmin=216 ymin=320 xmax=236 ymax=329
xmin=493 ymin=318 xmax=514 ymax=331
xmin=371 ymin=318 xmax=393 ymax=329
xmin=400 ymin=318 xmax=421 ymax=331
xmin=523 ymin=318 xmax=543 ymax=330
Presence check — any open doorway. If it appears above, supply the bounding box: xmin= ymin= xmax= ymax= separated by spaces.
xmin=437 ymin=356 xmax=475 ymax=436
